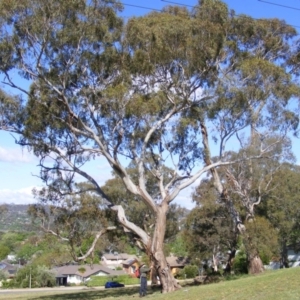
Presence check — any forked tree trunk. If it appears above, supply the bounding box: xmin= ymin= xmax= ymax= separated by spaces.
xmin=111 ymin=205 xmax=180 ymax=293
xmin=150 ymin=206 xmax=181 ymax=293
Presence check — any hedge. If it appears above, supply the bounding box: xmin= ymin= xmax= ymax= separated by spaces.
xmin=86 ymin=275 xmax=139 ymax=287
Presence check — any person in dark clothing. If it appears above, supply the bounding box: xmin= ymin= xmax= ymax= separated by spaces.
xmin=139 ymin=264 xmax=151 ymax=297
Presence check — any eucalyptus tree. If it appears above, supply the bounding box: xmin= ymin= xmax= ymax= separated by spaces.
xmin=184 ymin=178 xmax=238 ymax=273
xmin=195 ymin=9 xmax=300 ymax=273
xmin=28 ymin=183 xmax=113 ymax=262
xmin=0 ymin=0 xmax=299 ymax=292
xmin=262 ymin=164 xmax=300 ymax=267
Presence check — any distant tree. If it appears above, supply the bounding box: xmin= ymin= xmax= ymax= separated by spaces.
xmin=0 ymin=244 xmax=10 ymax=261
xmin=16 ymin=243 xmax=37 ymax=262
xmin=167 ymin=234 xmax=189 ymax=258
xmin=29 ymin=235 xmax=73 ymax=268
xmin=184 ymin=178 xmax=237 ymax=272
xmin=262 ymin=164 xmax=300 ymax=267
xmin=29 ymin=183 xmax=114 ymax=262
xmin=0 ymin=232 xmax=28 ymax=253
xmin=221 ymin=136 xmax=294 ymax=273
xmin=13 ymin=265 xmax=55 ymax=288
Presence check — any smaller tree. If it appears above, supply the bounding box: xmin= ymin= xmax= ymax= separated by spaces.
xmin=184 ymin=179 xmax=237 ymax=272
xmin=12 ymin=265 xmax=55 ymax=288
xmin=29 ymin=183 xmax=115 ymax=262
xmin=262 ymin=164 xmax=300 ymax=267
xmin=0 ymin=244 xmax=10 ymax=261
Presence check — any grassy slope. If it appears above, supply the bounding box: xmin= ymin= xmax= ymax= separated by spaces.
xmin=1 ymin=267 xmax=300 ymax=300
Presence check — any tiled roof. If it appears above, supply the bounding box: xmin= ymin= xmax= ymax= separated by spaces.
xmin=0 ymin=261 xmax=19 ymax=278
xmin=123 ymin=257 xmax=138 ymax=266
xmin=52 ymin=264 xmax=126 ymax=278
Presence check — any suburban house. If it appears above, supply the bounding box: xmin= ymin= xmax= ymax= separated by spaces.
xmin=122 ymin=257 xmax=139 ymax=276
xmin=52 ymin=264 xmax=127 ymax=286
xmin=287 ymin=247 xmax=300 ymax=267
xmin=101 ymin=253 xmax=138 ymax=269
xmin=0 ymin=261 xmax=19 ymax=279
xmin=265 ymin=245 xmax=300 ymax=270
xmin=166 ymin=256 xmax=190 ymax=276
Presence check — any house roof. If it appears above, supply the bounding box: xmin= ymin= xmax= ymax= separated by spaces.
xmin=52 ymin=264 xmax=126 ymax=278
xmin=0 ymin=261 xmax=19 ymax=278
xmin=122 ymin=257 xmax=138 ymax=266
xmin=166 ymin=256 xmax=190 ymax=268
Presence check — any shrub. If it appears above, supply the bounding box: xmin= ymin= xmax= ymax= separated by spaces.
xmin=1 ymin=280 xmax=15 ymax=289
xmin=233 ymin=250 xmax=248 ymax=274
xmin=86 ymin=275 xmax=139 ymax=287
xmin=177 ymin=265 xmax=198 ymax=279
xmin=8 ymin=265 xmax=56 ymax=288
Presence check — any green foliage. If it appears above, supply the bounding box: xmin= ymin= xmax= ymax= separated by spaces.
xmin=262 ymin=164 xmax=300 ymax=256
xmin=77 ymin=267 xmax=86 ymax=274
xmin=177 ymin=265 xmax=198 ymax=279
xmin=8 ymin=265 xmax=55 ymax=288
xmin=86 ymin=275 xmax=139 ymax=287
xmin=0 ymin=244 xmax=10 ymax=260
xmin=1 ymin=279 xmax=15 ymax=289
xmin=29 ymin=235 xmax=72 ymax=268
xmin=29 ymin=189 xmax=110 ymax=262
xmin=184 ymin=183 xmax=237 ymax=262
xmin=233 ymin=248 xmax=248 ymax=274
xmin=36 ymin=265 xmax=56 ymax=288
xmin=16 ymin=243 xmax=38 ymax=261
xmin=244 ymin=217 xmax=279 ymax=264
xmin=0 ymin=270 xmax=8 ymax=281
xmin=0 ymin=232 xmax=28 ymax=253
xmin=167 ymin=234 xmax=188 ymax=257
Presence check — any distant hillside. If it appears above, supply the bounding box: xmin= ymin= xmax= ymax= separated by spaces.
xmin=0 ymin=204 xmax=36 ymax=232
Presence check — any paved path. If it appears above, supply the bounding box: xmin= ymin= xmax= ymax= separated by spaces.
xmin=0 ymin=286 xmax=106 ymax=294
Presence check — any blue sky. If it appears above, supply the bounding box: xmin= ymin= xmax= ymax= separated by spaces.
xmin=0 ymin=0 xmax=299 ymax=208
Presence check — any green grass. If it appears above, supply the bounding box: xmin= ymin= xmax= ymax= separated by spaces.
xmin=2 ymin=267 xmax=300 ymax=300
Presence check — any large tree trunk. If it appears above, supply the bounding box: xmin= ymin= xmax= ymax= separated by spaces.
xmin=111 ymin=204 xmax=180 ymax=293
xmin=224 ymin=249 xmax=236 ymax=274
xmin=150 ymin=205 xmax=181 ymax=293
xmin=248 ymin=253 xmax=264 ymax=274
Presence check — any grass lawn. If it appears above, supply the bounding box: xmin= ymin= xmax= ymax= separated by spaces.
xmin=1 ymin=267 xmax=300 ymax=300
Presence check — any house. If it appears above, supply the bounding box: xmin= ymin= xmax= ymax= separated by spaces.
xmin=52 ymin=264 xmax=127 ymax=286
xmin=101 ymin=253 xmax=138 ymax=269
xmin=122 ymin=257 xmax=139 ymax=276
xmin=0 ymin=261 xmax=19 ymax=279
xmin=265 ymin=245 xmax=300 ymax=270
xmin=287 ymin=247 xmax=300 ymax=267
xmin=6 ymin=255 xmax=17 ymax=263
xmin=166 ymin=256 xmax=190 ymax=276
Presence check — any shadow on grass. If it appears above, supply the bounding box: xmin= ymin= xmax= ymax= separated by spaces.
xmin=30 ymin=286 xmax=162 ymax=300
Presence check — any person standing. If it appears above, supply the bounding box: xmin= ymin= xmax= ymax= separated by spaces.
xmin=139 ymin=264 xmax=151 ymax=297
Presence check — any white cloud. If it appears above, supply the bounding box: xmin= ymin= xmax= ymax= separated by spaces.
xmin=0 ymin=186 xmax=38 ymax=205
xmin=0 ymin=146 xmax=35 ymax=163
